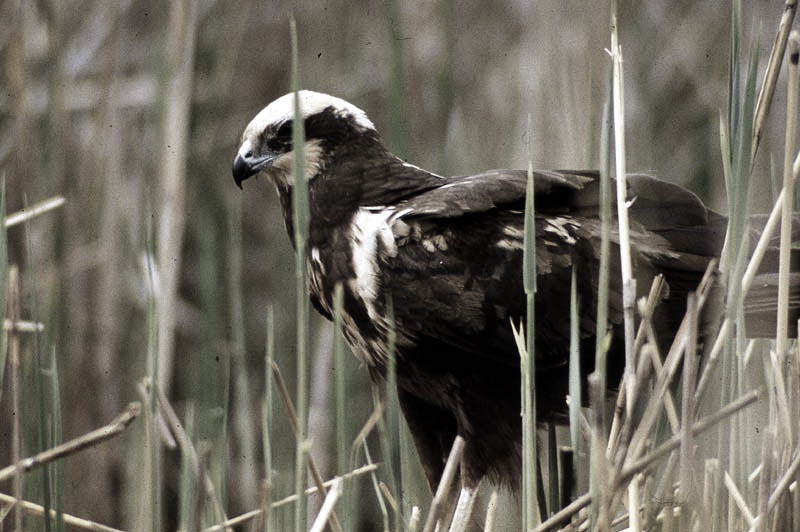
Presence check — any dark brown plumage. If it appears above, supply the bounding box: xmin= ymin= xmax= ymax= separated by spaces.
xmin=232 ymin=90 xmax=799 ymax=494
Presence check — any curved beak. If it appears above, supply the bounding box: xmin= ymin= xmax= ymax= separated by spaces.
xmin=232 ymin=154 xmax=256 ymax=189
xmin=232 ymin=152 xmax=277 ymax=189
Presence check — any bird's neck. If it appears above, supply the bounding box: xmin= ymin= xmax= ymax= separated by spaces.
xmin=276 ymin=152 xmax=442 ymax=249
xmin=359 ymin=156 xmax=445 ymax=205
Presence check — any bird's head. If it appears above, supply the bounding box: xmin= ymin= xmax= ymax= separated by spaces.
xmin=232 ymin=90 xmax=378 ymax=189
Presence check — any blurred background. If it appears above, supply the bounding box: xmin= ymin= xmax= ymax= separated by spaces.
xmin=0 ymin=0 xmax=787 ymax=530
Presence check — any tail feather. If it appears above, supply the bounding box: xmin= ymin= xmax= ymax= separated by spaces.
xmin=743 ymin=272 xmax=800 ymax=337
xmin=738 ymin=215 xmax=800 ymax=337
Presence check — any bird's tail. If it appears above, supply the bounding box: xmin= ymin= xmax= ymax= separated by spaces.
xmin=741 ymin=214 xmax=800 ymax=337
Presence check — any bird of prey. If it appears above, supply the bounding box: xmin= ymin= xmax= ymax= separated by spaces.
xmin=233 ymin=90 xmax=797 ymax=522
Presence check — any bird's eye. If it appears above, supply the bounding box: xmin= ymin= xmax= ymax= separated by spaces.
xmin=245 ymin=151 xmax=253 ymax=158
xmin=276 ymin=120 xmax=293 ymax=139
xmin=266 ymin=120 xmax=294 ymax=153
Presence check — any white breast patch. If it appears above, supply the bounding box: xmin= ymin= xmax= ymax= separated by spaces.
xmin=349 ymin=208 xmax=398 ymax=322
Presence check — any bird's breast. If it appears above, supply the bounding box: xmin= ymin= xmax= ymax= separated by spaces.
xmin=305 ymin=207 xmax=403 ymax=372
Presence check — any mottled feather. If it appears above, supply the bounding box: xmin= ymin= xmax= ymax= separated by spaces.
xmin=233 ymin=90 xmax=800 ymax=493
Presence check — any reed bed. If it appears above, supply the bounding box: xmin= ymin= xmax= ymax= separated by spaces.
xmin=0 ymin=2 xmax=798 ymax=531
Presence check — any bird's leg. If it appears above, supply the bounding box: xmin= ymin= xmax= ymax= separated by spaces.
xmin=447 ymin=480 xmax=482 ymax=532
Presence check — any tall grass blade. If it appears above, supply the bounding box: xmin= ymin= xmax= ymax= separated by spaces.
xmin=332 ymin=283 xmax=354 ymax=530
xmin=776 ymin=31 xmax=799 ymax=356
xmin=226 ymin=204 xmax=258 ymax=511
xmin=568 ymin=266 xmax=581 ymax=463
xmin=143 ymin=215 xmax=161 ymax=532
xmin=0 ymin=177 xmax=7 ymax=396
xmin=546 ymin=426 xmax=558 ymax=515
xmin=263 ymin=306 xmax=276 ymax=532
xmin=382 ymin=0 xmax=409 ymax=159
xmin=194 ymin=200 xmax=230 ymax=525
xmin=595 ymin=64 xmax=613 ymax=393
xmin=381 ymin=297 xmax=403 ymax=530
xmin=521 ymin=112 xmax=540 ymax=529
xmin=590 ymin=25 xmax=615 ymax=532
xmin=8 ymin=265 xmax=23 ymax=531
xmin=156 ymin=0 xmax=198 ymax=407
xmin=726 ymin=0 xmax=742 ymax=180
xmin=178 ymin=404 xmax=198 ymax=532
xmin=21 ymin=197 xmax=56 ymax=532
xmin=47 ymin=345 xmax=64 ymax=532
xmin=289 ymin=17 xmax=310 ymax=532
